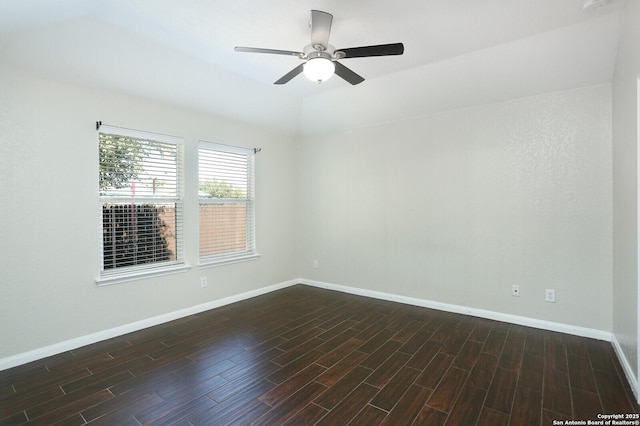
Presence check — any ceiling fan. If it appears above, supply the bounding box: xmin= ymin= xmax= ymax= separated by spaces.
xmin=234 ymin=10 xmax=404 ymax=85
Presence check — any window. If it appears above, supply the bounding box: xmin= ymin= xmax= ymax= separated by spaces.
xmin=198 ymin=142 xmax=257 ymax=265
xmin=97 ymin=125 xmax=186 ymax=284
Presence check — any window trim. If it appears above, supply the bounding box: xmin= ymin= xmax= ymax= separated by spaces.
xmin=198 ymin=141 xmax=258 ymax=267
xmin=197 ymin=253 xmax=261 ymax=269
xmin=96 ymin=124 xmax=188 ymax=284
xmin=95 ymin=264 xmax=192 ymax=286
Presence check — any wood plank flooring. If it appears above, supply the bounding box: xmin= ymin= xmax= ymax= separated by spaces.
xmin=1 ymin=284 xmax=638 ymax=425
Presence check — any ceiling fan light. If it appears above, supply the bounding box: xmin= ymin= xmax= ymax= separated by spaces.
xmin=303 ymin=57 xmax=335 ymax=82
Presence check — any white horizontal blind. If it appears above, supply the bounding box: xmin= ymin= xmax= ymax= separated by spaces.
xmin=198 ymin=141 xmax=255 ymax=263
xmin=99 ymin=125 xmax=184 ymax=277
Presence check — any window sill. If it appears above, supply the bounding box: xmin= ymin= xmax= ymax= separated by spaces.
xmin=198 ymin=253 xmax=261 ymax=269
xmin=96 ymin=264 xmax=192 ymax=286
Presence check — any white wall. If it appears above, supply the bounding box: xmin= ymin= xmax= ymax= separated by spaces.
xmin=0 ymin=64 xmax=620 ymax=367
xmin=0 ymin=64 xmax=297 ymax=359
xmin=612 ymin=0 xmax=640 ymax=382
xmin=297 ymin=84 xmax=613 ymax=331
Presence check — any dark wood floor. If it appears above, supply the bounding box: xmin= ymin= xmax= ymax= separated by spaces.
xmin=1 ymin=284 xmax=637 ymax=425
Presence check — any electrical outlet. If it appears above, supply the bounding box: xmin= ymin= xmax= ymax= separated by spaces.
xmin=545 ymin=289 xmax=556 ymax=303
xmin=511 ymin=285 xmax=520 ymax=297
xmin=313 ymin=260 xmax=319 ymax=269
xmin=200 ymin=277 xmax=208 ymax=288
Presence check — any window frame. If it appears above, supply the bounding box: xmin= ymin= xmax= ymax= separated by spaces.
xmin=96 ymin=125 xmax=189 ymax=286
xmin=198 ymin=141 xmax=259 ymax=267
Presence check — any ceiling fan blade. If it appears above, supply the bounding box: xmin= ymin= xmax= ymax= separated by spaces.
xmin=334 ymin=62 xmax=364 ymax=85
xmin=338 ymin=43 xmax=404 ymax=58
xmin=311 ymin=10 xmax=333 ymax=49
xmin=235 ymin=46 xmax=303 ymax=57
xmin=274 ymin=64 xmax=304 ymax=85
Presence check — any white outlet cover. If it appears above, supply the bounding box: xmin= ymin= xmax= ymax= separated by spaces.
xmin=545 ymin=289 xmax=556 ymax=303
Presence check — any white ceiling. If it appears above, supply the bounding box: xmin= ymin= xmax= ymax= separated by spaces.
xmin=0 ymin=0 xmax=628 ymax=135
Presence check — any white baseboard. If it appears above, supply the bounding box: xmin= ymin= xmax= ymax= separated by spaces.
xmin=611 ymin=334 xmax=640 ymax=404
xmin=300 ymin=278 xmax=612 ymax=341
xmin=0 ymin=279 xmax=299 ymax=372
xmin=2 ymin=277 xmax=637 ymax=405
xmin=300 ymin=278 xmax=640 ymax=402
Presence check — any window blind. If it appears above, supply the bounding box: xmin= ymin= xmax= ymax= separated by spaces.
xmin=98 ymin=125 xmax=184 ymax=278
xmin=198 ymin=141 xmax=255 ymax=264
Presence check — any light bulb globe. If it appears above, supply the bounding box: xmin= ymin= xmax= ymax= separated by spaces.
xmin=303 ymin=57 xmax=335 ymax=82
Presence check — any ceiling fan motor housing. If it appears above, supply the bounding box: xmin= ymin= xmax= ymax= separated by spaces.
xmin=306 ymin=50 xmax=332 ymax=61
